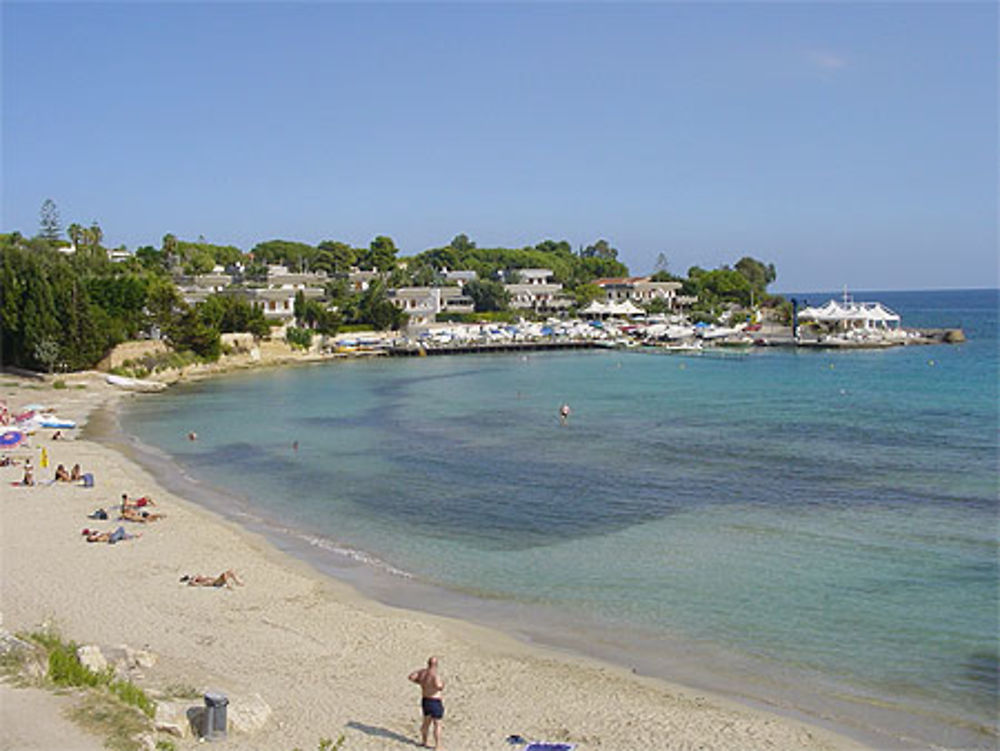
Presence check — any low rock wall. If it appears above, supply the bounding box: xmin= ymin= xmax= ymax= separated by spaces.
xmin=96 ymin=341 xmax=170 ymax=372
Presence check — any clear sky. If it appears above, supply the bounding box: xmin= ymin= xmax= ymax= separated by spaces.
xmin=2 ymin=2 xmax=996 ymax=291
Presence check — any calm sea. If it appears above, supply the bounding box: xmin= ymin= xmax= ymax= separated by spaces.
xmin=117 ymin=289 xmax=998 ymax=749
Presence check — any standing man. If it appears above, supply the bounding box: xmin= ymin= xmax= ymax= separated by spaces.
xmin=408 ymin=655 xmax=445 ymax=749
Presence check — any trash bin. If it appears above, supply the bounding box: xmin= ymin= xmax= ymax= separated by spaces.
xmin=202 ymin=692 xmax=228 ymax=741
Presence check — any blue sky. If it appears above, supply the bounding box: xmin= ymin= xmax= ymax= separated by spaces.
xmin=2 ymin=2 xmax=996 ymax=291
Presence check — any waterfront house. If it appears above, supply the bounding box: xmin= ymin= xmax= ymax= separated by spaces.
xmin=593 ymin=277 xmax=683 ymax=308
xmin=389 ymin=287 xmax=475 ymax=328
xmin=505 ymin=283 xmax=573 ymax=313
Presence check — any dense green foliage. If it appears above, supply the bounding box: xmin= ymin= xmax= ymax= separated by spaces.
xmin=1 ymin=237 xmax=118 ymax=371
xmin=683 ymin=256 xmax=782 ymax=316
xmin=463 ymin=279 xmax=510 ymax=312
xmin=0 ymin=234 xmax=263 ymax=371
xmin=3 ymin=213 xmax=784 ymax=370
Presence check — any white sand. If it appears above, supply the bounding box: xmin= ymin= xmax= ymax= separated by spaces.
xmin=0 ymin=372 xmax=865 ymax=750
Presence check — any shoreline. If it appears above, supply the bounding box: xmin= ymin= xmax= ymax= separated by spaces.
xmin=109 ymin=360 xmax=997 ymax=751
xmin=0 ymin=369 xmax=871 ymax=750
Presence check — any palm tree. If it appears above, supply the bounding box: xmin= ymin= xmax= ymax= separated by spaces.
xmin=67 ymin=223 xmax=83 ymax=252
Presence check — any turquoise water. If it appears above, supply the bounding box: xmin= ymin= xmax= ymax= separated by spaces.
xmin=119 ymin=289 xmax=998 ymax=748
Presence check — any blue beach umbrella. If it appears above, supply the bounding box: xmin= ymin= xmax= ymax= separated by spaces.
xmin=0 ymin=430 xmax=25 ymax=448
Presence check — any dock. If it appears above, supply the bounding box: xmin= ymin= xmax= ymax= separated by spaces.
xmin=389 ymin=340 xmax=604 ymax=357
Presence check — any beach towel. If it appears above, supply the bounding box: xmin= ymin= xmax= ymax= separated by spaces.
xmin=523 ymin=744 xmax=576 ymax=751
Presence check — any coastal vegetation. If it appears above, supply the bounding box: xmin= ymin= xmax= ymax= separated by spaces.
xmin=1 ymin=202 xmax=783 ymax=372
xmin=0 ymin=628 xmax=159 ymax=751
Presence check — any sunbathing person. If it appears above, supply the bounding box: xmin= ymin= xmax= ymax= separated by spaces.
xmin=180 ymin=570 xmax=243 ymax=588
xmin=70 ymin=464 xmax=82 ymax=482
xmin=54 ymin=464 xmax=70 ymax=482
xmin=120 ymin=506 xmax=166 ymax=523
xmin=121 ymin=493 xmax=156 ymax=509
xmin=20 ymin=467 xmax=35 ymax=486
xmin=82 ymin=526 xmax=140 ymax=544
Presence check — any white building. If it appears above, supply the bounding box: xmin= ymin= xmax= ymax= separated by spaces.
xmin=389 ymin=287 xmax=475 ymax=328
xmin=516 ymin=268 xmax=556 ymax=285
xmin=505 ymin=283 xmax=573 ymax=312
xmin=594 ymin=277 xmax=683 ymax=307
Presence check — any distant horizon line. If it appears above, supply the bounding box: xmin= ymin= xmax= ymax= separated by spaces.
xmin=775 ymin=286 xmax=999 ymax=295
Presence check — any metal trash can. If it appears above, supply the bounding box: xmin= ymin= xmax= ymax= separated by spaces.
xmin=202 ymin=691 xmax=228 ymax=741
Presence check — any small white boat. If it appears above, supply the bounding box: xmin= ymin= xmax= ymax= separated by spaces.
xmin=105 ymin=374 xmax=167 ymax=393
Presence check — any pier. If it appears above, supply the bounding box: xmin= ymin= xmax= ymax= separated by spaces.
xmin=389 ymin=340 xmax=603 ymax=357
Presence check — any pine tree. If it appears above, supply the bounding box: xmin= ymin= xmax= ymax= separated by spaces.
xmin=39 ymin=199 xmax=62 ymax=242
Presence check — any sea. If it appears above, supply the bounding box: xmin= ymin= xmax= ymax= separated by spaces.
xmin=112 ymin=289 xmax=998 ymax=749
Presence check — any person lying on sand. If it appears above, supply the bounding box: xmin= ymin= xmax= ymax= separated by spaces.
xmin=70 ymin=464 xmax=82 ymax=482
xmin=180 ymin=570 xmax=243 ymax=588
xmin=120 ymin=507 xmax=166 ymax=523
xmin=121 ymin=493 xmax=156 ymax=508
xmin=82 ymin=526 xmax=140 ymax=544
xmin=54 ymin=464 xmax=70 ymax=482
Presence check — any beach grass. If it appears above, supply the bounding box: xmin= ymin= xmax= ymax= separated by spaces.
xmin=162 ymin=682 xmax=201 ymax=700
xmin=24 ymin=629 xmax=156 ymax=717
xmin=15 ymin=629 xmax=159 ymax=749
xmin=292 ymin=735 xmax=346 ymax=751
xmin=68 ymin=691 xmax=151 ymax=751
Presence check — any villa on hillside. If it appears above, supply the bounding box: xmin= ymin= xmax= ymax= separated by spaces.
xmin=593 ymin=276 xmax=685 ymax=309
xmin=174 ymin=264 xmax=326 ymax=323
xmin=389 ymin=287 xmax=475 ymax=328
xmin=341 ymin=269 xmax=380 ymax=292
xmin=265 ymin=265 xmax=328 ymax=289
xmin=441 ymin=269 xmax=477 ymax=286
xmin=505 ymin=283 xmax=573 ymax=313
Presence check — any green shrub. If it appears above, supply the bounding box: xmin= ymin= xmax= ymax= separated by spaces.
xmin=52 ymin=379 xmax=67 ymax=389
xmin=26 ymin=630 xmax=156 ymax=717
xmin=285 ymin=327 xmax=313 ymax=350
xmin=110 ymin=678 xmax=156 ymax=718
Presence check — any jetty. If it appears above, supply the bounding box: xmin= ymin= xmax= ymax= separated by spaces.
xmin=390 ymin=340 xmax=602 ymax=357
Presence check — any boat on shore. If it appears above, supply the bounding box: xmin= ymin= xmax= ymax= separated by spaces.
xmin=105 ymin=374 xmax=167 ymax=393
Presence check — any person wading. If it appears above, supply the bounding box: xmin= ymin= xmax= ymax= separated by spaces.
xmin=408 ymin=655 xmax=445 ymax=749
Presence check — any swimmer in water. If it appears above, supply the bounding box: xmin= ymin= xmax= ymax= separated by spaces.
xmin=559 ymin=403 xmax=571 ymax=425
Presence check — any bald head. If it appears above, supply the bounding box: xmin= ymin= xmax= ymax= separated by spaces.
xmin=427 ymin=656 xmax=438 ymax=668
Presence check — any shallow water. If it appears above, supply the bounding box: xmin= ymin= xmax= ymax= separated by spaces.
xmin=119 ymin=289 xmax=999 ymax=748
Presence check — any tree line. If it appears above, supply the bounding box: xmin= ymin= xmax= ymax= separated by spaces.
xmin=2 ymin=201 xmax=782 ymax=372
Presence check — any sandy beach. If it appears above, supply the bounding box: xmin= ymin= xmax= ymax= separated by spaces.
xmin=0 ymin=371 xmax=866 ymax=751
